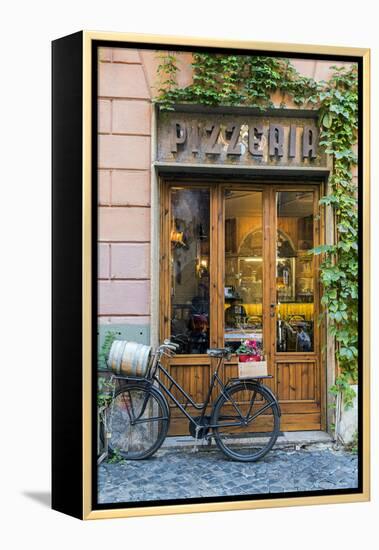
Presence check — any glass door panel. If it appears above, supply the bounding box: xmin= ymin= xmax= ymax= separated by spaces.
xmin=170 ymin=187 xmax=210 ymax=354
xmin=276 ymin=191 xmax=315 ymax=353
xmin=224 ymin=190 xmax=263 ymax=354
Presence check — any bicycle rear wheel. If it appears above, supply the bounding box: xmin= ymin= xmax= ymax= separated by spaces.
xmin=107 ymin=384 xmax=169 ymax=460
xmin=211 ymin=381 xmax=280 ymax=462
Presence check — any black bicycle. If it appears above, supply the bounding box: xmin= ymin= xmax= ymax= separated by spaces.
xmin=105 ymin=341 xmax=281 ymax=462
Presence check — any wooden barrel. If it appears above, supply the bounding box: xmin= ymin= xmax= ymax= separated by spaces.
xmin=107 ymin=340 xmax=152 ymax=378
xmin=107 ymin=340 xmax=127 ymax=374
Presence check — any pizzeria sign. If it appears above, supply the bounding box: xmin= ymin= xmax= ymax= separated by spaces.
xmin=156 ymin=110 xmax=329 ymax=169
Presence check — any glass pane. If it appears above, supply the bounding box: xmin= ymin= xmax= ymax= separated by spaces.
xmin=170 ymin=187 xmax=210 ymax=354
xmin=224 ymin=190 xmax=263 ymax=354
xmin=276 ymin=191 xmax=314 ymax=353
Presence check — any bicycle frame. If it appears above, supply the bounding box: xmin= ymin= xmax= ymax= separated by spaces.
xmin=152 ymin=357 xmax=262 ymax=431
xmin=111 ymin=348 xmax=279 ymax=434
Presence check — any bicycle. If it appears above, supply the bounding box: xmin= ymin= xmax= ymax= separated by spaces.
xmin=103 ymin=341 xmax=281 ymax=462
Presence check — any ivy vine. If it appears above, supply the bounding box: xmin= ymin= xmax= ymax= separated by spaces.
xmin=310 ymin=65 xmax=359 ymax=408
xmin=156 ymin=52 xmax=317 ymax=109
xmin=155 ymin=53 xmax=358 ymax=409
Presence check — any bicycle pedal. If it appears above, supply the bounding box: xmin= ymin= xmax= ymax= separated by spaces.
xmin=192 ymin=445 xmax=199 ymax=453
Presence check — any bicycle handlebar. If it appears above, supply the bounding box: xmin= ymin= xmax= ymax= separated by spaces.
xmin=155 ymin=341 xmax=179 ymax=356
xmin=162 ymin=340 xmax=180 ymax=350
xmin=162 ymin=344 xmax=177 ymax=351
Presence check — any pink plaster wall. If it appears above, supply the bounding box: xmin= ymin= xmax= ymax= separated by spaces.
xmin=98 ymin=48 xmax=152 ymax=321
xmin=97 ymin=47 xmax=353 ymax=322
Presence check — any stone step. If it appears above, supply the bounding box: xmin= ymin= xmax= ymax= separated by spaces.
xmin=161 ymin=430 xmax=334 ymax=451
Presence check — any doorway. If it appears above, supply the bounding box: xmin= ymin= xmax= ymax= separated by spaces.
xmin=160 ymin=181 xmax=324 ymax=435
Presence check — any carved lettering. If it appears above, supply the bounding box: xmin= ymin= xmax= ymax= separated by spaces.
xmin=248 ymin=125 xmax=264 ymax=157
xmin=269 ymin=124 xmax=284 ymax=157
xmin=170 ymin=122 xmax=187 ymax=153
xmin=289 ymin=124 xmax=297 ymax=158
xmin=165 ymin=117 xmax=320 ymax=164
xmin=204 ymin=124 xmax=222 ymax=154
xmin=226 ymin=124 xmax=242 ymax=155
xmin=302 ymin=126 xmax=317 ymax=158
xmin=189 ymin=124 xmax=200 ymax=153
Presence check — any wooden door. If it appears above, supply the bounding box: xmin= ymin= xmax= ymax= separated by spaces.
xmin=160 ymin=183 xmax=219 ymax=435
xmin=269 ymin=185 xmax=323 ymax=430
xmin=221 ymin=184 xmax=323 ymax=431
xmin=160 ymin=181 xmax=323 ymax=435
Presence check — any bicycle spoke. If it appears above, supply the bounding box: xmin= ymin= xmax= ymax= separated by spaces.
xmin=133 ymin=415 xmax=168 ymax=424
xmin=248 ymin=400 xmax=276 ymax=423
xmin=245 ymin=390 xmax=257 ymax=420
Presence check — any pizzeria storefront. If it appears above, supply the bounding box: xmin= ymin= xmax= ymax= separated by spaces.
xmin=97 ymin=49 xmax=350 ymax=440
xmin=154 ymin=107 xmax=330 ymax=435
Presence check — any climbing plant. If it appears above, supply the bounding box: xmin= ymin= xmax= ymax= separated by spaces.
xmin=155 ymin=54 xmax=359 ymax=409
xmin=156 ymin=52 xmax=317 ymax=109
xmin=310 ymin=65 xmax=359 ymax=408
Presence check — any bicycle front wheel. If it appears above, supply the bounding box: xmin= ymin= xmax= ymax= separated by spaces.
xmin=107 ymin=384 xmax=169 ymax=460
xmin=212 ymin=382 xmax=280 ymax=462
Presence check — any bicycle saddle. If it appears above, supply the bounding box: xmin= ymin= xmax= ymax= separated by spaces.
xmin=206 ymin=347 xmax=232 ymax=358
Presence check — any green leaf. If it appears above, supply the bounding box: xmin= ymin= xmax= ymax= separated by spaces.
xmin=322 ymin=112 xmax=333 ymax=128
xmin=311 ymin=244 xmax=335 ymax=255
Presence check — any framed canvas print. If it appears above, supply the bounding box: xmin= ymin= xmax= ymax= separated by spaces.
xmin=52 ymin=31 xmax=370 ymax=520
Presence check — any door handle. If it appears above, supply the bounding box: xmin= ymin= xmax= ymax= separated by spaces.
xmin=270 ymin=303 xmax=276 ymax=318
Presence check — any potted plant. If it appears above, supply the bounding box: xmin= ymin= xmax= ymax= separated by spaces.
xmin=235 ymin=339 xmax=267 ymax=378
xmin=235 ymin=339 xmax=263 ymax=362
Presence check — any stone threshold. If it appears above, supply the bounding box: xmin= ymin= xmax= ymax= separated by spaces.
xmin=161 ymin=431 xmax=334 ymax=451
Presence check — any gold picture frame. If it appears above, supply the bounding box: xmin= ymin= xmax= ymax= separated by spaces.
xmin=52 ymin=31 xmax=370 ymax=520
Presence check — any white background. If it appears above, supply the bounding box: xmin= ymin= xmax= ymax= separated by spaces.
xmin=1 ymin=1 xmax=377 ymax=548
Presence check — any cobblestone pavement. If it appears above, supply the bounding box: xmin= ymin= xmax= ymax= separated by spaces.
xmin=98 ymin=446 xmax=358 ymax=504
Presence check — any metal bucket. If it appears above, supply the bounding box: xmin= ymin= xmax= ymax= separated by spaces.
xmin=107 ymin=340 xmax=152 ymax=378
